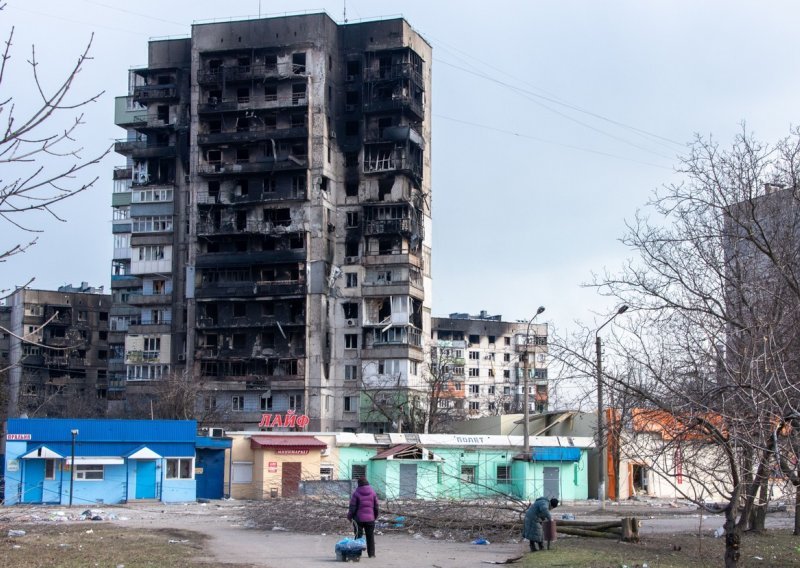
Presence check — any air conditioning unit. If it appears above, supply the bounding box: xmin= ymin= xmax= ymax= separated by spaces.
xmin=320 ymin=448 xmax=330 ymax=457
xmin=177 ymin=354 xmax=186 ymax=361
xmin=210 ymin=427 xmax=225 ymax=438
xmin=346 ymin=319 xmax=357 ymax=327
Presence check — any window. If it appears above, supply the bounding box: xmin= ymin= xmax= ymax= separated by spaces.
xmin=346 ymin=211 xmax=359 ymax=227
xmin=503 ymin=370 xmax=511 ymax=379
xmin=469 ymin=384 xmax=480 ymax=395
xmin=345 ymin=334 xmax=358 ymax=349
xmin=343 ymin=302 xmax=358 ymax=318
xmin=469 ymin=351 xmax=479 ymax=360
xmin=346 ymin=182 xmax=359 ymax=196
xmin=44 ymin=459 xmax=56 ymax=480
xmin=137 ymin=245 xmax=166 ymax=261
xmin=468 ymin=368 xmax=479 ymax=377
xmin=344 ymin=396 xmax=358 ymax=412
xmin=504 ymin=353 xmax=511 ymax=362
xmin=260 ymin=395 xmax=272 ymax=411
xmin=469 ymin=334 xmax=480 ymax=344
xmin=461 ymin=465 xmax=476 ymax=484
xmin=76 ymin=464 xmax=104 ymax=481
xmin=345 ymin=273 xmax=358 ymax=288
xmin=289 ymin=394 xmax=302 ymax=409
xmin=320 ymin=465 xmax=334 ymax=480
xmin=497 ymin=465 xmax=511 ymax=484
xmin=488 ymin=385 xmax=496 ymax=395
xmin=345 ymin=365 xmax=358 ymax=381
xmin=232 ymin=462 xmax=253 ymax=484
xmin=166 ymin=458 xmax=194 ymax=479
xmin=232 ymin=395 xmax=244 ymax=411
xmin=351 ymin=464 xmax=367 ymax=479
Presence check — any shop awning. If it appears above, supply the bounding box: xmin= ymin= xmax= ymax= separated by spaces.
xmin=250 ymin=435 xmax=326 ymax=450
xmin=127 ymin=446 xmax=162 ymax=460
xmin=64 ymin=457 xmax=125 ymax=465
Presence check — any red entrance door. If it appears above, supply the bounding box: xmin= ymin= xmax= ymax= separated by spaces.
xmin=281 ymin=462 xmax=301 ymax=497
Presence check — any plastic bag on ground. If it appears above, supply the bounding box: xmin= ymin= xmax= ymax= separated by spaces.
xmin=335 ymin=536 xmax=367 ymax=552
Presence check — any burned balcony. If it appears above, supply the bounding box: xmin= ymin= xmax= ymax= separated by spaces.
xmin=133 ymin=83 xmax=178 ymax=104
xmin=197 ymin=156 xmax=308 ymax=176
xmin=198 ymin=94 xmax=308 ymax=114
xmin=197 ymin=125 xmax=308 ymax=146
xmin=113 ymin=167 xmax=133 ymax=181
xmin=363 ymin=60 xmax=423 ymax=86
xmin=363 ymin=143 xmax=423 ymax=181
xmin=114 ymin=139 xmax=176 ymax=159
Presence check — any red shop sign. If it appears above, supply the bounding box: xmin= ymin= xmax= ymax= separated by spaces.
xmin=258 ymin=409 xmax=310 ymax=428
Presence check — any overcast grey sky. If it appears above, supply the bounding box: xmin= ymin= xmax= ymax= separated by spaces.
xmin=2 ymin=0 xmax=798 ymax=331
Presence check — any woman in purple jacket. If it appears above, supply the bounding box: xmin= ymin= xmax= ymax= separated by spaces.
xmin=347 ymin=477 xmax=379 ymax=558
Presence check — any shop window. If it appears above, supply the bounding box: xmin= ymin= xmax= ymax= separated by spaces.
xmin=166 ymin=458 xmax=194 ymax=479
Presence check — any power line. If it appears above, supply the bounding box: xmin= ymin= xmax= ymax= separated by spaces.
xmin=435 ymin=114 xmax=673 ymax=170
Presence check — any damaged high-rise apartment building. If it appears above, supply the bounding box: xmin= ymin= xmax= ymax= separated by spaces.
xmin=111 ymin=13 xmax=432 ymax=431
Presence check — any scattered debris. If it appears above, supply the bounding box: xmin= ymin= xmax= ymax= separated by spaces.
xmin=8 ymin=529 xmax=27 ymax=537
xmin=472 ymin=537 xmax=490 ymax=545
xmin=481 ymin=555 xmax=523 ymax=564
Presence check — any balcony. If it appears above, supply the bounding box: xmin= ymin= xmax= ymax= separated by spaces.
xmin=126 ymin=293 xmax=172 ymax=306
xmin=113 ymin=166 xmax=133 ymax=181
xmin=363 ymin=218 xmax=413 ymax=236
xmin=364 ymin=125 xmax=424 ymax=148
xmin=361 ymin=277 xmax=424 ymax=298
xmin=195 ymin=280 xmax=306 ymax=299
xmin=364 ymin=62 xmax=423 ymax=85
xmin=363 ymin=95 xmax=424 ymax=120
xmin=196 ymin=220 xmax=305 ymax=240
xmin=114 ymin=139 xmax=176 ymax=159
xmin=197 ymin=156 xmax=308 ymax=176
xmin=362 ymin=252 xmax=424 ymax=268
xmin=198 ymin=94 xmax=308 ymax=114
xmin=114 ymin=96 xmax=148 ymax=127
xmin=198 ymin=64 xmax=280 ymax=85
xmin=363 ymin=147 xmax=422 ymax=180
xmin=133 ymin=84 xmax=178 ymax=104
xmin=197 ymin=126 xmax=308 ymax=146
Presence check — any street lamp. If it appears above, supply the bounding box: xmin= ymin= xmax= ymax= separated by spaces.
xmin=69 ymin=429 xmax=79 ymax=507
xmin=523 ymin=306 xmax=546 ymax=457
xmin=595 ymin=305 xmax=628 ymax=510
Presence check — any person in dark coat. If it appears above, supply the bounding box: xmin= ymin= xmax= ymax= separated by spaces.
xmin=523 ymin=497 xmax=558 ymax=551
xmin=348 ymin=477 xmax=380 ymax=558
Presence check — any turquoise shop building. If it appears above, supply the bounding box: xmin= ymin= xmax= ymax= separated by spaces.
xmin=334 ymin=433 xmax=593 ymax=501
xmin=4 ymin=418 xmax=199 ymax=505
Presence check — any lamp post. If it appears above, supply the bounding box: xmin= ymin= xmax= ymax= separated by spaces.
xmin=69 ymin=429 xmax=79 ymax=507
xmin=595 ymin=305 xmax=628 ymax=510
xmin=523 ymin=306 xmax=546 ymax=457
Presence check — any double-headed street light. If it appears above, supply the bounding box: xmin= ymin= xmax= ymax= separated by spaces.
xmin=523 ymin=306 xmax=546 ymax=457
xmin=595 ymin=305 xmax=628 ymax=509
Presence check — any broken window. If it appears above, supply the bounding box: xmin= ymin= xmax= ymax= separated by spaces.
xmin=232 ymin=334 xmax=246 ymax=349
xmin=342 ymin=302 xmax=358 ymax=318
xmin=237 ymin=56 xmax=251 ymax=69
xmin=263 ymin=178 xmax=275 ymax=193
xmin=346 ymin=60 xmax=361 ymax=78
xmin=237 ymin=87 xmax=250 ymax=103
xmin=292 ymin=175 xmax=306 ymax=194
xmin=345 ymin=240 xmax=359 ymax=257
xmin=345 ymin=182 xmax=359 ymax=197
xmin=346 ymin=211 xmax=359 ymax=227
xmin=236 ymin=179 xmax=249 ymax=196
xmin=292 ymin=83 xmax=306 ymax=104
xmin=157 ymin=105 xmax=169 ymax=122
xmin=289 ymin=235 xmax=303 ymax=249
xmin=292 ymin=52 xmax=306 ymax=74
xmin=233 ymin=303 xmax=246 ymax=318
xmin=236 ymin=117 xmax=250 ymax=132
xmin=345 ymin=152 xmax=358 ymax=167
xmin=291 ymin=114 xmax=307 ymax=128
xmin=264 ymin=53 xmax=277 ymax=70
xmin=345 ymin=273 xmax=358 ymax=288
xmin=378 ymin=177 xmax=394 ymax=200
xmin=236 ymin=148 xmax=249 ymax=164
xmin=207 ymin=149 xmax=221 ymax=164
xmin=208 ymin=181 xmax=220 ymax=201
xmin=469 ymin=334 xmax=480 ymax=344
xmin=208 ymin=120 xmax=222 ymax=134
xmin=264 ymin=83 xmax=277 ymax=101
xmin=345 ymin=121 xmax=359 ymax=136
xmin=208 ymin=89 xmax=222 ymax=104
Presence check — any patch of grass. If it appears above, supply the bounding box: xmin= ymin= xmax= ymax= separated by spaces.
xmin=1 ymin=524 xmax=221 ymax=568
xmin=520 ymin=531 xmax=800 ymax=568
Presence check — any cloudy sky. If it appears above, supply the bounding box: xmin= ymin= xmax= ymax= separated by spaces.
xmin=2 ymin=0 xmax=798 ymax=332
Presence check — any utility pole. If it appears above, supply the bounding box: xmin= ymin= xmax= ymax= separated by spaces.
xmin=522 ymin=306 xmax=545 ymax=458
xmin=595 ymin=305 xmax=628 ymax=510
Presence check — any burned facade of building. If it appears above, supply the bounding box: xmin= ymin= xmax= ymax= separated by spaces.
xmin=431 ymin=312 xmax=549 ymax=419
xmin=2 ymin=285 xmax=111 ymax=420
xmin=112 ymin=13 xmax=432 ymax=430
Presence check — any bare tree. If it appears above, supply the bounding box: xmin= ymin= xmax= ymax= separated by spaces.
xmin=0 ymin=9 xmax=110 ymax=267
xmin=552 ymin=126 xmax=800 ymax=567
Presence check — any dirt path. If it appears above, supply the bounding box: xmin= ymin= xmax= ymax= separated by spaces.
xmin=114 ymin=501 xmax=526 ymax=567
xmin=7 ymin=500 xmax=795 ymax=567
